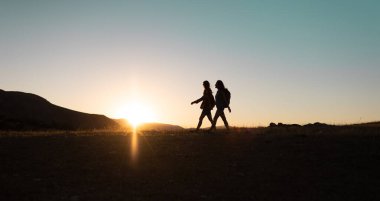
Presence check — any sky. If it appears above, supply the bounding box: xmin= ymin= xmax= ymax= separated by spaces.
xmin=1 ymin=0 xmax=379 ymax=127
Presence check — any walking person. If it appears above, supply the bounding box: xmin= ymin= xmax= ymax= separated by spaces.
xmin=191 ymin=81 xmax=215 ymax=131
xmin=210 ymin=80 xmax=231 ymax=131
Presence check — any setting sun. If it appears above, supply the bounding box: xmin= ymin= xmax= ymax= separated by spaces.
xmin=119 ymin=101 xmax=156 ymax=128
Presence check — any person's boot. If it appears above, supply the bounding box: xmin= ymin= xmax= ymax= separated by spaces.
xmin=209 ymin=125 xmax=216 ymax=132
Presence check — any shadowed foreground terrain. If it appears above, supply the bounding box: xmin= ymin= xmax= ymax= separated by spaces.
xmin=1 ymin=127 xmax=380 ymax=201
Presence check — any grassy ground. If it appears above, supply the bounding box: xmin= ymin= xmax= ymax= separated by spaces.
xmin=1 ymin=127 xmax=380 ymax=201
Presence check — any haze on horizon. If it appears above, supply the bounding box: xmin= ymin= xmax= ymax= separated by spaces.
xmin=1 ymin=0 xmax=379 ymax=128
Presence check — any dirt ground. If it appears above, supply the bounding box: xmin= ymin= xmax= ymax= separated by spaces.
xmin=1 ymin=127 xmax=380 ymax=201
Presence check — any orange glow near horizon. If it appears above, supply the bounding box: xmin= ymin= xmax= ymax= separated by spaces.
xmin=113 ymin=100 xmax=157 ymax=128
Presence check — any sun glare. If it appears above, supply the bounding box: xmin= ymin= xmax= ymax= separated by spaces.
xmin=120 ymin=101 xmax=156 ymax=128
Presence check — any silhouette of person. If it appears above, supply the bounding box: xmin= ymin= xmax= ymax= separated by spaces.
xmin=191 ymin=81 xmax=215 ymax=131
xmin=210 ymin=80 xmax=230 ymax=131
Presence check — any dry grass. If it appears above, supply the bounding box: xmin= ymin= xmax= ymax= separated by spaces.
xmin=1 ymin=125 xmax=380 ymax=200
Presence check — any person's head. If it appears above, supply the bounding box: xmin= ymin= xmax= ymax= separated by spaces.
xmin=203 ymin=80 xmax=210 ymax=89
xmin=215 ymin=80 xmax=225 ymax=90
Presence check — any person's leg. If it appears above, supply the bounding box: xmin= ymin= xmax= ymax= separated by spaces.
xmin=210 ymin=109 xmax=221 ymax=130
xmin=197 ymin=112 xmax=207 ymax=130
xmin=219 ymin=111 xmax=229 ymax=130
xmin=206 ymin=112 xmax=213 ymax=125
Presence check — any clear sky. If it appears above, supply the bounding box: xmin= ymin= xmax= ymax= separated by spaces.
xmin=1 ymin=0 xmax=379 ymax=127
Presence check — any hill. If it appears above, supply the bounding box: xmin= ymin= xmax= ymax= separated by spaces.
xmin=0 ymin=89 xmax=120 ymax=130
xmin=113 ymin=119 xmax=183 ymax=131
xmin=138 ymin=122 xmax=184 ymax=131
xmin=353 ymin=121 xmax=380 ymax=127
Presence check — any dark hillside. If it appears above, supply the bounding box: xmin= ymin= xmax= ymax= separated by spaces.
xmin=0 ymin=90 xmax=119 ymax=130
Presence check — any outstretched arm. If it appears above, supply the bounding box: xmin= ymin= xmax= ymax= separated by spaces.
xmin=191 ymin=96 xmax=204 ymax=105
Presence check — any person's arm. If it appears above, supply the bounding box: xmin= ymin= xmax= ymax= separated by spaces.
xmin=191 ymin=96 xmax=204 ymax=105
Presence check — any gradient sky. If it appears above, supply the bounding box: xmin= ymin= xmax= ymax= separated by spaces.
xmin=1 ymin=0 xmax=379 ymax=127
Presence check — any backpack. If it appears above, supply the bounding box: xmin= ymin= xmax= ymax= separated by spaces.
xmin=210 ymin=94 xmax=216 ymax=110
xmin=224 ymin=89 xmax=231 ymax=108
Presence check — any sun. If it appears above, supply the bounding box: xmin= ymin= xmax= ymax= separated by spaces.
xmin=121 ymin=101 xmax=156 ymax=128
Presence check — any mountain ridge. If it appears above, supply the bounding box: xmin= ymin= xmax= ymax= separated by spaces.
xmin=0 ymin=90 xmax=184 ymax=131
xmin=0 ymin=90 xmax=119 ymax=130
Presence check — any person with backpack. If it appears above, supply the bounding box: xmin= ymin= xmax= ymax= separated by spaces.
xmin=210 ymin=80 xmax=231 ymax=131
xmin=191 ymin=80 xmax=216 ymax=131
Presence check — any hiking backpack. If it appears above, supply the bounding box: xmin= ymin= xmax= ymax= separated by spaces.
xmin=210 ymin=95 xmax=216 ymax=110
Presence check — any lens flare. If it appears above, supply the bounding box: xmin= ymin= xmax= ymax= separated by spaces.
xmin=131 ymin=127 xmax=138 ymax=163
xmin=116 ymin=101 xmax=156 ymax=128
